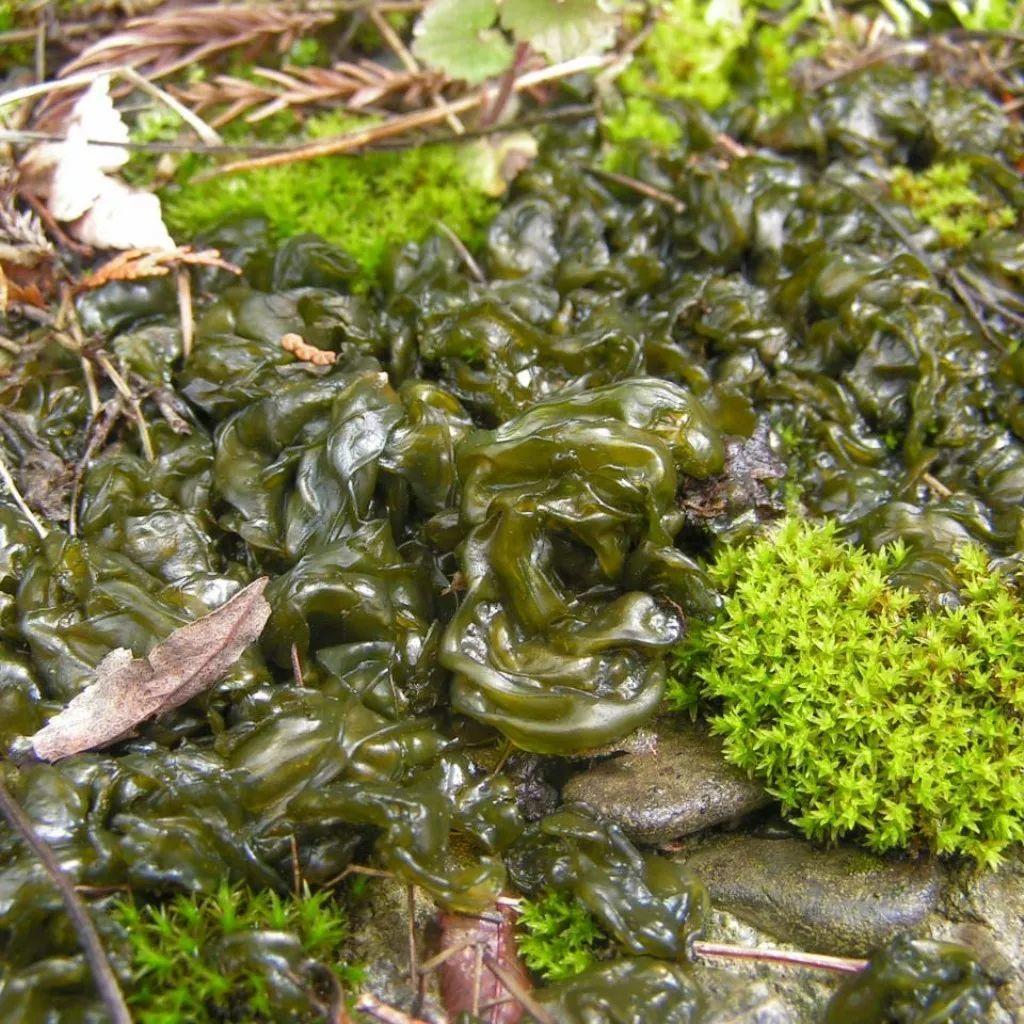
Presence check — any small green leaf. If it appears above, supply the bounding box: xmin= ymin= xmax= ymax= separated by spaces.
xmin=499 ymin=0 xmax=621 ymax=63
xmin=412 ymin=0 xmax=512 ymax=84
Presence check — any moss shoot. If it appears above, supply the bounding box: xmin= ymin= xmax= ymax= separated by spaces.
xmin=668 ymin=518 xmax=1024 ymax=866
xmin=892 ymin=160 xmax=1017 ymax=247
xmin=517 ymin=890 xmax=608 ymax=981
xmin=111 ymin=883 xmax=359 ymax=1023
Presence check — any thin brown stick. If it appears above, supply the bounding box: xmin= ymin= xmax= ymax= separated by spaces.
xmin=435 ymin=220 xmax=485 ymax=282
xmin=483 ymin=953 xmax=557 ymax=1024
xmin=0 ymin=777 xmax=132 ymax=1024
xmin=692 ymin=940 xmax=868 ymax=974
xmin=290 ymin=833 xmax=303 ymax=899
xmin=417 ymin=937 xmax=477 ymax=974
xmin=406 ymin=883 xmax=419 ymax=985
xmin=290 ymin=642 xmax=304 ymax=687
xmin=369 ymin=6 xmax=464 ymax=134
xmin=121 ymin=66 xmax=222 ymax=146
xmin=200 ymin=54 xmax=613 ymax=179
xmin=81 ymin=356 xmax=101 ymax=417
xmin=585 ymin=165 xmax=686 ymax=213
xmin=95 ymin=354 xmax=155 ymax=463
xmin=922 ymin=471 xmax=953 ymax=499
xmin=472 ymin=941 xmax=484 ymax=1019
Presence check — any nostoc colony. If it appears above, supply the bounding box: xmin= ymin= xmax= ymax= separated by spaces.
xmin=0 ymin=63 xmax=1021 ymax=1022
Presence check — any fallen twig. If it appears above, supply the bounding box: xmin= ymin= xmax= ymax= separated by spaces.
xmin=0 ymin=776 xmax=132 ymax=1024
xmin=692 ymin=940 xmax=868 ymax=974
xmin=584 ymin=165 xmax=685 ymax=213
xmin=354 ymin=992 xmax=432 ymax=1024
xmin=483 ymin=952 xmax=556 ymax=1024
xmin=199 ymin=54 xmax=613 ymax=179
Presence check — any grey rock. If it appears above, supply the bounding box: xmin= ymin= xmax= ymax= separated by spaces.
xmin=343 ymin=878 xmax=445 ymax=1023
xmin=562 ymin=723 xmax=770 ymax=844
xmin=678 ymin=835 xmax=944 ymax=957
xmin=927 ymin=851 xmax=1024 ymax=1017
xmin=694 ymin=910 xmax=840 ymax=1024
xmin=701 ymin=971 xmax=796 ymax=1024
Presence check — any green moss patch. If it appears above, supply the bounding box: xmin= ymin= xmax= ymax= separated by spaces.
xmin=161 ymin=113 xmax=497 ymax=280
xmin=892 ymin=160 xmax=1017 ymax=247
xmin=668 ymin=518 xmax=1024 ymax=866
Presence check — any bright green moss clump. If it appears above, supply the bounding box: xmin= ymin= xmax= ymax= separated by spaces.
xmin=162 ymin=113 xmax=497 ymax=279
xmin=667 ymin=518 xmax=1024 ymax=866
xmin=517 ymin=891 xmax=608 ymax=981
xmin=111 ymin=883 xmax=359 ymax=1023
xmin=892 ymin=160 xmax=1017 ymax=247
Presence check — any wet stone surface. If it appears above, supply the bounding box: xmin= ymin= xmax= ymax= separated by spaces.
xmin=676 ymin=835 xmax=945 ymax=957
xmin=562 ymin=722 xmax=770 ymax=844
xmin=927 ymin=851 xmax=1024 ymax=1017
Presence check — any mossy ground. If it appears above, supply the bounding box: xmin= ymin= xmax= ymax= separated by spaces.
xmin=157 ymin=113 xmax=497 ymax=280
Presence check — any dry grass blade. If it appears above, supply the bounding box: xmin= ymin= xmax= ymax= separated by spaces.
xmin=33 ymin=4 xmax=333 ymax=130
xmin=78 ymin=246 xmax=241 ymax=290
xmin=31 ymin=576 xmax=271 ymax=761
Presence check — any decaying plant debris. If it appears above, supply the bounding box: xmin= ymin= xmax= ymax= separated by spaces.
xmin=0 ymin=1 xmax=1023 ymax=1022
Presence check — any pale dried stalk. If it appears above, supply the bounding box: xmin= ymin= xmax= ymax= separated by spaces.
xmin=202 ymin=54 xmax=613 ymax=179
xmin=0 ymin=450 xmax=48 ymax=538
xmin=692 ymin=940 xmax=868 ymax=974
xmin=368 ymin=5 xmax=464 ymax=134
xmin=95 ymin=353 xmax=154 ymax=463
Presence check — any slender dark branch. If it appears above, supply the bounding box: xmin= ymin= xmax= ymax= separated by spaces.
xmin=0 ymin=776 xmax=133 ymax=1024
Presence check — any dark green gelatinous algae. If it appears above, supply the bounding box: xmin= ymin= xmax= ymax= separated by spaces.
xmin=0 ymin=64 xmax=1020 ymax=1021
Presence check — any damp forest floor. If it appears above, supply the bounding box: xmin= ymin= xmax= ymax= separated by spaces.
xmin=0 ymin=2 xmax=1023 ymax=1024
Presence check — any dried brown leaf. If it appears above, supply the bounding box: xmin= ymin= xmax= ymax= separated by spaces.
xmin=437 ymin=905 xmax=528 ymax=1024
xmin=30 ymin=578 xmax=271 ymax=761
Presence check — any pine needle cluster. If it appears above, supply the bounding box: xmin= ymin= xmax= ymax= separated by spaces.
xmin=667 ymin=518 xmax=1024 ymax=866
xmin=516 ymin=891 xmax=608 ymax=981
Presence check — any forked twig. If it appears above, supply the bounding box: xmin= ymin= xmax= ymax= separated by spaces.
xmin=483 ymin=952 xmax=557 ymax=1024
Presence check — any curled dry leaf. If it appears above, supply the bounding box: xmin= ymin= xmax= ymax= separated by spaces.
xmin=437 ymin=904 xmax=529 ymax=1024
xmin=77 ymin=246 xmax=241 ymax=290
xmin=281 ymin=332 xmax=337 ymax=366
xmin=21 ymin=75 xmax=174 ymax=251
xmin=30 ymin=578 xmax=271 ymax=761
